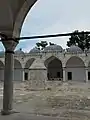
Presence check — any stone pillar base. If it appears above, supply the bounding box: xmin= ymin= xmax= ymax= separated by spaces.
xmin=1 ymin=109 xmax=18 ymax=115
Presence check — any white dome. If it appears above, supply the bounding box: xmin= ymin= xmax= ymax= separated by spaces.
xmin=43 ymin=44 xmax=63 ymax=52
xmin=29 ymin=47 xmax=40 ymax=53
xmin=67 ymin=45 xmax=83 ymax=53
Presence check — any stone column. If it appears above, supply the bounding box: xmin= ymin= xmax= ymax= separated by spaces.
xmin=85 ymin=68 xmax=88 ymax=82
xmin=22 ymin=69 xmax=25 ymax=81
xmin=1 ymin=39 xmax=18 ymax=115
xmin=63 ymin=67 xmax=66 ymax=82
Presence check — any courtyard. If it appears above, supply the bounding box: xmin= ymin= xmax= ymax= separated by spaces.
xmin=0 ymin=81 xmax=90 ymax=119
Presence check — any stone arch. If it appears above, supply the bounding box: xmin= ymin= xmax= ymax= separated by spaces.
xmin=14 ymin=59 xmax=22 ymax=68
xmin=13 ymin=0 xmax=37 ymax=37
xmin=0 ymin=60 xmax=4 ymax=81
xmin=44 ymin=56 xmax=63 ymax=81
xmin=25 ymin=58 xmax=35 ymax=68
xmin=66 ymin=56 xmax=85 ymax=81
xmin=24 ymin=58 xmax=35 ymax=80
xmin=44 ymin=56 xmax=62 ymax=67
xmin=14 ymin=59 xmax=23 ymax=81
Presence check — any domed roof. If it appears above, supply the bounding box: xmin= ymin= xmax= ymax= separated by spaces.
xmin=43 ymin=44 xmax=63 ymax=52
xmin=15 ymin=48 xmax=24 ymax=55
xmin=29 ymin=47 xmax=40 ymax=53
xmin=67 ymin=45 xmax=83 ymax=53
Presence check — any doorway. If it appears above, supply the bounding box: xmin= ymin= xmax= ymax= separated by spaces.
xmin=68 ymin=72 xmax=72 ymax=80
xmin=88 ymin=72 xmax=90 ymax=80
xmin=25 ymin=72 xmax=28 ymax=81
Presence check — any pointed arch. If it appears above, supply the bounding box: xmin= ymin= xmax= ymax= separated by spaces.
xmin=44 ymin=56 xmax=61 ymax=67
xmin=14 ymin=59 xmax=23 ymax=81
xmin=25 ymin=58 xmax=35 ymax=69
xmin=44 ymin=56 xmax=63 ymax=81
xmin=66 ymin=56 xmax=85 ymax=68
xmin=13 ymin=0 xmax=37 ymax=37
xmin=14 ymin=59 xmax=22 ymax=69
xmin=66 ymin=56 xmax=85 ymax=81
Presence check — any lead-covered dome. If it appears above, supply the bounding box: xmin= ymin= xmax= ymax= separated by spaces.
xmin=29 ymin=47 xmax=40 ymax=53
xmin=67 ymin=45 xmax=83 ymax=53
xmin=43 ymin=44 xmax=63 ymax=52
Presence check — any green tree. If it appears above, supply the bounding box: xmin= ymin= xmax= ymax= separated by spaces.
xmin=36 ymin=41 xmax=48 ymax=50
xmin=49 ymin=42 xmax=55 ymax=46
xmin=36 ymin=42 xmax=41 ymax=50
xmin=67 ymin=30 xmax=90 ymax=51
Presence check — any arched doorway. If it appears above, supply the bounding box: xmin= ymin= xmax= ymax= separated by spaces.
xmin=14 ymin=59 xmax=22 ymax=81
xmin=24 ymin=58 xmax=35 ymax=81
xmin=0 ymin=61 xmax=4 ymax=81
xmin=45 ymin=56 xmax=63 ymax=81
xmin=66 ymin=56 xmax=85 ymax=81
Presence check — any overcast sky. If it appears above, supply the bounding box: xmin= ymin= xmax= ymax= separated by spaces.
xmin=1 ymin=0 xmax=90 ymax=51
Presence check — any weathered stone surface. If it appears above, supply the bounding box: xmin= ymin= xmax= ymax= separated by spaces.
xmin=29 ymin=59 xmax=47 ymax=89
xmin=29 ymin=69 xmax=47 ymax=90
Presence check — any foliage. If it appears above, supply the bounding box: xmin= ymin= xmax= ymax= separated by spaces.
xmin=67 ymin=30 xmax=90 ymax=51
xmin=36 ymin=41 xmax=56 ymax=50
xmin=36 ymin=41 xmax=48 ymax=50
xmin=49 ymin=42 xmax=55 ymax=46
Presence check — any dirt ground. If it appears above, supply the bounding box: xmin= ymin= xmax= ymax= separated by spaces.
xmin=1 ymin=81 xmax=90 ymax=120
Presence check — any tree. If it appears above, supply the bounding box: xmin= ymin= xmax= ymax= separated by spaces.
xmin=49 ymin=42 xmax=55 ymax=46
xmin=36 ymin=42 xmax=41 ymax=50
xmin=40 ymin=41 xmax=48 ymax=50
xmin=36 ymin=41 xmax=48 ymax=50
xmin=67 ymin=30 xmax=90 ymax=51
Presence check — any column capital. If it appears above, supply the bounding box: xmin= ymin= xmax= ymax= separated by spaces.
xmin=63 ymin=67 xmax=66 ymax=71
xmin=2 ymin=38 xmax=19 ymax=52
xmin=85 ymin=67 xmax=88 ymax=70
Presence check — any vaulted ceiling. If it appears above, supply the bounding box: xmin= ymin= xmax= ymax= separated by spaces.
xmin=0 ymin=0 xmax=37 ymax=37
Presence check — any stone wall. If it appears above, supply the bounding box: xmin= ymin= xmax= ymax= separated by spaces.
xmin=29 ymin=69 xmax=47 ymax=90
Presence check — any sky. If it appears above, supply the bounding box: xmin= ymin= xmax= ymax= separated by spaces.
xmin=1 ymin=0 xmax=90 ymax=52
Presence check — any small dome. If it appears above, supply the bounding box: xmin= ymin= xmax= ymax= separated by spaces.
xmin=29 ymin=47 xmax=40 ymax=53
xmin=67 ymin=45 xmax=83 ymax=53
xmin=43 ymin=44 xmax=63 ymax=52
xmin=15 ymin=48 xmax=24 ymax=55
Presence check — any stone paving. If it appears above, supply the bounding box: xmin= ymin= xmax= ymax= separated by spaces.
xmin=0 ymin=81 xmax=90 ymax=119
